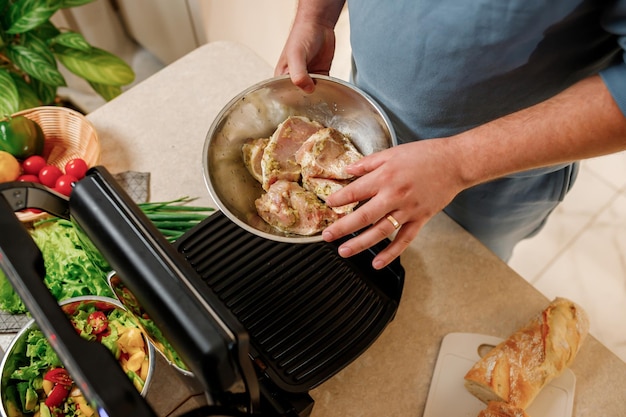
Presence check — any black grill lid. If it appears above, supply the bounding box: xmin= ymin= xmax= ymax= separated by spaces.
xmin=175 ymin=211 xmax=404 ymax=393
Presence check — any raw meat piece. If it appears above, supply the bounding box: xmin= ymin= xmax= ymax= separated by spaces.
xmin=295 ymin=127 xmax=363 ymax=180
xmin=302 ymin=177 xmax=357 ymax=214
xmin=295 ymin=127 xmax=363 ymax=214
xmin=255 ymin=180 xmax=341 ymax=235
xmin=242 ymin=137 xmax=269 ymax=183
xmin=261 ymin=116 xmax=323 ymax=190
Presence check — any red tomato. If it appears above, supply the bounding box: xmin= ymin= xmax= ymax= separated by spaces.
xmin=38 ymin=165 xmax=62 ymax=188
xmin=43 ymin=368 xmax=73 ymax=387
xmin=21 ymin=155 xmax=46 ymax=176
xmin=45 ymin=384 xmax=70 ymax=408
xmin=54 ymin=174 xmax=78 ymax=196
xmin=17 ymin=174 xmax=40 ymax=183
xmin=96 ymin=327 xmax=111 ymax=342
xmin=87 ymin=311 xmax=108 ymax=334
xmin=64 ymin=158 xmax=88 ymax=180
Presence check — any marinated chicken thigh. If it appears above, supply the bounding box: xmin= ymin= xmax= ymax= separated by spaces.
xmin=295 ymin=127 xmax=362 ymax=214
xmin=295 ymin=127 xmax=363 ymax=180
xmin=302 ymin=176 xmax=357 ymax=214
xmin=242 ymin=116 xmax=363 ymax=235
xmin=255 ymin=180 xmax=340 ymax=235
xmin=242 ymin=137 xmax=269 ymax=183
xmin=260 ymin=116 xmax=323 ymax=190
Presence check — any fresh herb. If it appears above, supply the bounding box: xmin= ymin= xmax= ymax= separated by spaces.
xmin=138 ymin=197 xmax=214 ymax=242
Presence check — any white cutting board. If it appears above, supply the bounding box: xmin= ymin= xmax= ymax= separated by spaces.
xmin=423 ymin=333 xmax=576 ymax=417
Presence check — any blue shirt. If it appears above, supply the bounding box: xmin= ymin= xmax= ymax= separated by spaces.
xmin=347 ymin=0 xmax=626 ymax=143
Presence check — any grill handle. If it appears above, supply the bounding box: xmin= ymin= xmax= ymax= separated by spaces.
xmin=68 ymin=166 xmax=260 ymax=412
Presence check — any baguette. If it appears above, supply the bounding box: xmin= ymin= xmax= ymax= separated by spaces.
xmin=464 ymin=297 xmax=589 ymax=409
xmin=477 ymin=401 xmax=530 ymax=417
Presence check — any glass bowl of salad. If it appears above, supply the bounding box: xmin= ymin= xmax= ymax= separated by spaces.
xmin=0 ymin=296 xmax=155 ymax=417
xmin=107 ymin=273 xmax=192 ymax=376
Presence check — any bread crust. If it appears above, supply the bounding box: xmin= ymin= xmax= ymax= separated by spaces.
xmin=477 ymin=401 xmax=531 ymax=417
xmin=464 ymin=297 xmax=589 ymax=409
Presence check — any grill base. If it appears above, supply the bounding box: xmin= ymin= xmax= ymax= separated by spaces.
xmin=175 ymin=211 xmax=404 ymax=394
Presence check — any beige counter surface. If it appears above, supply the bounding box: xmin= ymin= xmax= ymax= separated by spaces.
xmin=88 ymin=41 xmax=626 ymax=416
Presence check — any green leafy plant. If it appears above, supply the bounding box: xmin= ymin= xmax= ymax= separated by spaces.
xmin=0 ymin=0 xmax=135 ymax=115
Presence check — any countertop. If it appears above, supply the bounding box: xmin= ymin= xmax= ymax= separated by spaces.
xmin=87 ymin=41 xmax=626 ymax=416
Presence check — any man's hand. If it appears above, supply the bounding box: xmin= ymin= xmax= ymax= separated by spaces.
xmin=274 ymin=0 xmax=345 ymax=93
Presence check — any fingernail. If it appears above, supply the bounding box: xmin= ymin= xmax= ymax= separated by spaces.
xmin=372 ymin=259 xmax=384 ymax=270
xmin=322 ymin=230 xmax=333 ymax=241
xmin=338 ymin=246 xmax=353 ymax=257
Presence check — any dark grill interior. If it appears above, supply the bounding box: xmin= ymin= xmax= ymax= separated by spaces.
xmin=175 ymin=212 xmax=404 ymax=393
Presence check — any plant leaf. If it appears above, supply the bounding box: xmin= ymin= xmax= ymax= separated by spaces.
xmin=50 ymin=31 xmax=91 ymax=52
xmin=7 ymin=44 xmax=66 ymax=86
xmin=30 ymin=78 xmax=57 ymax=105
xmin=32 ymin=20 xmax=61 ymax=39
xmin=10 ymin=73 xmax=43 ymax=110
xmin=0 ymin=70 xmax=20 ymax=116
xmin=60 ymin=0 xmax=96 ymax=7
xmin=0 ymin=0 xmax=9 ymax=21
xmin=54 ymin=46 xmax=135 ymax=86
xmin=23 ymin=32 xmax=56 ymax=65
xmin=7 ymin=0 xmax=62 ymax=35
xmin=88 ymin=81 xmax=122 ymax=101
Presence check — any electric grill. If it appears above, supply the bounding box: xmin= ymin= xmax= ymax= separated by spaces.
xmin=0 ymin=166 xmax=404 ymax=417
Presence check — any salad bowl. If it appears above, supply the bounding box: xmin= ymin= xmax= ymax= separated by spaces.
xmin=0 ymin=296 xmax=154 ymax=417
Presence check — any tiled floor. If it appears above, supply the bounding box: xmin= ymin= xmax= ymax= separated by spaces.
xmin=509 ymin=153 xmax=626 ymax=363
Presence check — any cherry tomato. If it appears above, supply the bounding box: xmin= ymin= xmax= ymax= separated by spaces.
xmin=17 ymin=174 xmax=40 ymax=183
xmin=96 ymin=327 xmax=111 ymax=342
xmin=64 ymin=158 xmax=88 ymax=179
xmin=21 ymin=155 xmax=47 ymax=175
xmin=54 ymin=174 xmax=78 ymax=196
xmin=87 ymin=311 xmax=108 ymax=334
xmin=38 ymin=165 xmax=62 ymax=188
xmin=43 ymin=368 xmax=73 ymax=387
xmin=45 ymin=383 xmax=70 ymax=408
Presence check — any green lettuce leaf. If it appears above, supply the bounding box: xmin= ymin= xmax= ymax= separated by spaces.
xmin=0 ymin=219 xmax=113 ymax=314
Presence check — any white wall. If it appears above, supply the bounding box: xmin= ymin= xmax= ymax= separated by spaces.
xmin=198 ymin=0 xmax=297 ymax=68
xmin=198 ymin=0 xmax=351 ymax=80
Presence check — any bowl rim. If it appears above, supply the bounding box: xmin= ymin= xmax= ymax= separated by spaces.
xmin=105 ymin=271 xmax=194 ymax=377
xmin=202 ymin=74 xmax=397 ymax=243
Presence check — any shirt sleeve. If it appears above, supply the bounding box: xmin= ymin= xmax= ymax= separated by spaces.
xmin=600 ymin=1 xmax=626 ymax=115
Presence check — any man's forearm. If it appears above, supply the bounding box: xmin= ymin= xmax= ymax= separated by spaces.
xmin=453 ymin=75 xmax=626 ymax=188
xmin=294 ymin=0 xmax=345 ymax=28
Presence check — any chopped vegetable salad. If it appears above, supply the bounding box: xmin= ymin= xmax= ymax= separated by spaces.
xmin=1 ymin=300 xmax=151 ymax=417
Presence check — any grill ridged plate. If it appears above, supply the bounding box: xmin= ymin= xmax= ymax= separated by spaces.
xmin=175 ymin=212 xmax=404 ymax=393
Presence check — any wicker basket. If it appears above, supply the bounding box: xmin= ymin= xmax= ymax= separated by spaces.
xmin=13 ymin=106 xmax=101 ymax=222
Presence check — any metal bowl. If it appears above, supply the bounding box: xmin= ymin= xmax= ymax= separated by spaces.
xmin=0 ymin=296 xmax=155 ymax=417
xmin=203 ymin=74 xmax=397 ymax=243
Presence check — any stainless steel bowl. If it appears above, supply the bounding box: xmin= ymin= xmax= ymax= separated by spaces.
xmin=203 ymin=74 xmax=397 ymax=243
xmin=0 ymin=296 xmax=155 ymax=417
